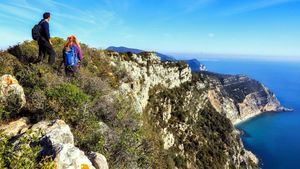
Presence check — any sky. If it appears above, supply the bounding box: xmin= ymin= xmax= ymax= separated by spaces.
xmin=0 ymin=0 xmax=300 ymax=60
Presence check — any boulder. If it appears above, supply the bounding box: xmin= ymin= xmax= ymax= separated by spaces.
xmin=162 ymin=128 xmax=175 ymax=150
xmin=89 ymin=152 xmax=109 ymax=169
xmin=31 ymin=120 xmax=95 ymax=169
xmin=0 ymin=117 xmax=29 ymax=136
xmin=245 ymin=150 xmax=259 ymax=165
xmin=31 ymin=120 xmax=74 ymax=145
xmin=0 ymin=74 xmax=26 ymax=110
xmin=55 ymin=144 xmax=95 ymax=169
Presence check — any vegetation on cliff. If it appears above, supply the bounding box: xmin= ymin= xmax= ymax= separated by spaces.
xmin=143 ymin=80 xmax=257 ymax=168
xmin=0 ymin=38 xmax=258 ymax=168
xmin=0 ymin=38 xmax=143 ymax=168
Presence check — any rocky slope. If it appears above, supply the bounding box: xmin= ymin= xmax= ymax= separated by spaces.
xmin=0 ymin=38 xmax=288 ymax=168
xmin=202 ymin=72 xmax=291 ymax=124
xmin=114 ymin=53 xmax=260 ymax=168
xmin=0 ymin=74 xmax=108 ymax=169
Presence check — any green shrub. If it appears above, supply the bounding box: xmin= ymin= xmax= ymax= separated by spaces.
xmin=71 ymin=109 xmax=103 ymax=152
xmin=46 ymin=83 xmax=89 ymax=108
xmin=0 ymin=131 xmax=55 ymax=169
xmin=0 ymin=52 xmax=23 ymax=75
xmin=174 ymin=155 xmax=185 ymax=168
xmin=45 ymin=83 xmax=104 ymax=153
xmin=14 ymin=65 xmax=47 ymax=90
xmin=0 ymin=105 xmax=10 ymax=120
xmin=45 ymin=83 xmax=91 ymax=127
xmin=7 ymin=41 xmax=38 ymax=63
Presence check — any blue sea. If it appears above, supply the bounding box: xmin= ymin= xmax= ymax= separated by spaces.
xmin=202 ymin=59 xmax=300 ymax=169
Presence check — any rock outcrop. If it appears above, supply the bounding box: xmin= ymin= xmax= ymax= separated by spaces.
xmin=0 ymin=119 xmax=108 ymax=169
xmin=0 ymin=117 xmax=29 ymax=136
xmin=110 ymin=52 xmax=288 ymax=126
xmin=203 ymin=72 xmax=290 ymax=124
xmin=111 ymin=52 xmax=192 ymax=113
xmin=145 ymin=80 xmax=258 ymax=168
xmin=0 ymin=74 xmax=26 ymax=110
xmin=89 ymin=152 xmax=109 ymax=169
xmin=107 ymin=52 xmax=264 ymax=168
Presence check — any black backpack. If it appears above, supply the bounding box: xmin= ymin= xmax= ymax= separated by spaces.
xmin=32 ymin=21 xmax=44 ymax=41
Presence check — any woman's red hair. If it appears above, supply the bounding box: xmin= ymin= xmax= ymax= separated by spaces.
xmin=65 ymin=35 xmax=80 ymax=48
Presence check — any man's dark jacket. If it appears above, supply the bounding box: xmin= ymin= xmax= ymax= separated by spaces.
xmin=37 ymin=19 xmax=56 ymax=65
xmin=38 ymin=19 xmax=50 ymax=41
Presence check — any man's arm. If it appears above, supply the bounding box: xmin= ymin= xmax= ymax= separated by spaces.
xmin=42 ymin=22 xmax=50 ymax=41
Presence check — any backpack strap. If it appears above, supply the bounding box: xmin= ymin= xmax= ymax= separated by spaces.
xmin=38 ymin=19 xmax=46 ymax=25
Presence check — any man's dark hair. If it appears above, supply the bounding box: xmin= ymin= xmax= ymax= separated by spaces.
xmin=43 ymin=12 xmax=51 ymax=19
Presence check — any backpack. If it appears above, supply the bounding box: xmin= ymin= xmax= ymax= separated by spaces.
xmin=32 ymin=24 xmax=42 ymax=41
xmin=64 ymin=46 xmax=78 ymax=67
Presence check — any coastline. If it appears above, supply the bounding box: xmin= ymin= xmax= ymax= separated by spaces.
xmin=233 ymin=107 xmax=294 ymax=126
xmin=233 ymin=111 xmax=263 ymax=126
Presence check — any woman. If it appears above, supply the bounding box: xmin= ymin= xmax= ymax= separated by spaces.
xmin=62 ymin=35 xmax=83 ymax=76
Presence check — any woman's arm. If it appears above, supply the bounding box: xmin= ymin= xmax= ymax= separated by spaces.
xmin=75 ymin=45 xmax=83 ymax=61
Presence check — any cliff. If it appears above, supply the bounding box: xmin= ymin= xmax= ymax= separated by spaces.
xmin=0 ymin=38 xmax=287 ymax=168
xmin=202 ymin=72 xmax=291 ymax=124
xmin=106 ymin=46 xmax=206 ymax=72
xmin=98 ymin=50 xmax=260 ymax=168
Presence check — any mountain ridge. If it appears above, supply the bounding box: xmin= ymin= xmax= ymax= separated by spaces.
xmin=107 ymin=46 xmax=207 ymax=72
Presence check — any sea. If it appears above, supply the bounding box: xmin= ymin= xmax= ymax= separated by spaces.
xmin=201 ymin=58 xmax=300 ymax=169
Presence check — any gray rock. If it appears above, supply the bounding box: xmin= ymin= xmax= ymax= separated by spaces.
xmin=31 ymin=120 xmax=95 ymax=169
xmin=32 ymin=120 xmax=74 ymax=145
xmin=0 ymin=74 xmax=26 ymax=110
xmin=89 ymin=152 xmax=109 ymax=169
xmin=55 ymin=144 xmax=95 ymax=169
xmin=117 ymin=52 xmax=192 ymax=114
xmin=0 ymin=117 xmax=29 ymax=136
xmin=204 ymin=72 xmax=289 ymax=124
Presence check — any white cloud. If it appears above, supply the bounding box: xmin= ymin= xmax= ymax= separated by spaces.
xmin=183 ymin=0 xmax=215 ymax=13
xmin=224 ymin=0 xmax=300 ymax=15
xmin=0 ymin=3 xmax=39 ymax=21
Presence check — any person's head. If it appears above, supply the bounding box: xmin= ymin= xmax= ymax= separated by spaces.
xmin=65 ymin=35 xmax=80 ymax=48
xmin=43 ymin=12 xmax=51 ymax=21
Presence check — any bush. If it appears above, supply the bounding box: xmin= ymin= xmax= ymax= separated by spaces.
xmin=7 ymin=41 xmax=38 ymax=63
xmin=46 ymin=83 xmax=89 ymax=108
xmin=0 ymin=131 xmax=55 ymax=169
xmin=44 ymin=83 xmax=104 ymax=153
xmin=0 ymin=52 xmax=23 ymax=75
xmin=45 ymin=83 xmax=91 ymax=126
xmin=72 ymin=114 xmax=103 ymax=152
xmin=14 ymin=65 xmax=47 ymax=90
xmin=76 ymin=69 xmax=111 ymax=97
xmin=25 ymin=88 xmax=47 ymax=114
xmin=0 ymin=105 xmax=10 ymax=120
xmin=88 ymin=94 xmax=145 ymax=168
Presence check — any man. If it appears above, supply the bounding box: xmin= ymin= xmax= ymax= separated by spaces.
xmin=37 ymin=12 xmax=56 ymax=65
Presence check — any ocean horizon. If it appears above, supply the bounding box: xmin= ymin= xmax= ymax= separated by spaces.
xmin=202 ymin=58 xmax=300 ymax=169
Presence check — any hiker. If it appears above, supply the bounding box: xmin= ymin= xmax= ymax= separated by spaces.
xmin=62 ymin=35 xmax=83 ymax=76
xmin=32 ymin=12 xmax=56 ymax=65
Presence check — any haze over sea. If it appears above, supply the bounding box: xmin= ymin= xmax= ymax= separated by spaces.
xmin=201 ymin=58 xmax=300 ymax=169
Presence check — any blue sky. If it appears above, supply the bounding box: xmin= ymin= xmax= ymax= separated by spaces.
xmin=0 ymin=0 xmax=300 ymax=60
